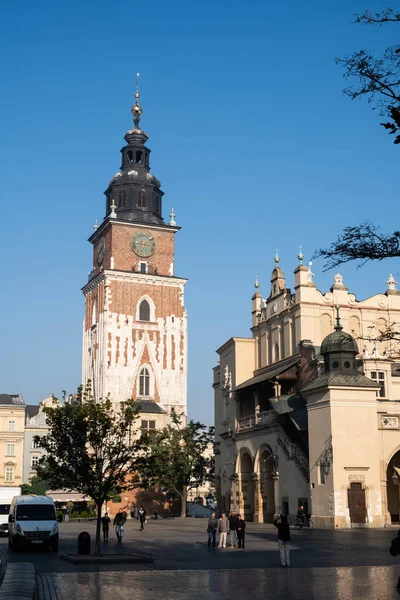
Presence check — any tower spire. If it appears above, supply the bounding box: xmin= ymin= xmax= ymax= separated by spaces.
xmin=131 ymin=72 xmax=143 ymax=129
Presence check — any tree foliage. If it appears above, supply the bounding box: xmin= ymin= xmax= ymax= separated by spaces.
xmin=36 ymin=384 xmax=143 ymax=556
xmin=21 ymin=475 xmax=50 ymax=496
xmin=337 ymin=8 xmax=400 ymax=143
xmin=314 ymin=221 xmax=400 ymax=270
xmin=135 ymin=412 xmax=214 ymax=517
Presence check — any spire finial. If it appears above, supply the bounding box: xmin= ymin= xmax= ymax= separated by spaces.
xmin=93 ymin=219 xmax=99 ymax=231
xmin=298 ymin=245 xmax=304 ymax=265
xmin=274 ymin=249 xmax=280 ymax=266
xmin=387 ymin=273 xmax=398 ymax=291
xmin=254 ymin=274 xmax=260 ymax=291
xmin=169 ymin=208 xmax=176 ymax=226
xmin=110 ymin=200 xmax=117 ymax=219
xmin=131 ymin=72 xmax=143 ymax=129
xmin=334 ymin=304 xmax=343 ymax=330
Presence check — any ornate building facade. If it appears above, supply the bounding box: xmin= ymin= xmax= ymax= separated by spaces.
xmin=82 ymin=86 xmax=187 ymax=426
xmin=213 ymin=252 xmax=400 ymax=527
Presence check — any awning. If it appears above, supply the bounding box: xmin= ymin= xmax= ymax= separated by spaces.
xmin=234 ymin=354 xmax=300 ymax=392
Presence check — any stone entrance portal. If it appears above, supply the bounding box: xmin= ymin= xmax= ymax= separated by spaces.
xmin=348 ymin=482 xmax=367 ymax=524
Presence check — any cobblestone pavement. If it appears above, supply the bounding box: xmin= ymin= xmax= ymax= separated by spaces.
xmin=3 ymin=520 xmax=400 ymax=599
xmin=48 ymin=566 xmax=400 ymax=600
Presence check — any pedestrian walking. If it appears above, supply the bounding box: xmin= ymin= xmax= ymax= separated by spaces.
xmin=154 ymin=508 xmax=158 ymax=520
xmin=64 ymin=509 xmax=69 ymax=523
xmin=207 ymin=512 xmax=218 ymax=548
xmin=218 ymin=513 xmax=228 ymax=548
xmin=113 ymin=508 xmax=126 ymax=543
xmin=228 ymin=511 xmax=238 ymax=548
xmin=273 ymin=515 xmax=291 ymax=567
xmin=101 ymin=512 xmax=111 ymax=542
xmin=138 ymin=505 xmax=147 ymax=531
xmin=236 ymin=514 xmax=246 ymax=548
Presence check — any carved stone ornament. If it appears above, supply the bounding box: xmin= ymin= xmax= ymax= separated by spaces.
xmin=378 ymin=295 xmax=388 ymax=308
xmin=221 ymin=365 xmax=232 ymax=395
xmin=334 ymin=273 xmax=343 ymax=285
xmin=348 ymin=474 xmax=366 ymax=488
xmin=382 ymin=416 xmax=399 ymax=429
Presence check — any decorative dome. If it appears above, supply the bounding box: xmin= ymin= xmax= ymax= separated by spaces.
xmin=321 ymin=329 xmax=359 ymax=356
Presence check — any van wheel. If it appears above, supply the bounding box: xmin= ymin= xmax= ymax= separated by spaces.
xmin=52 ymin=543 xmax=58 ymax=553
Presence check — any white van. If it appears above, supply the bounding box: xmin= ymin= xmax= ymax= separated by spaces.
xmin=8 ymin=495 xmax=59 ymax=552
xmin=0 ymin=487 xmax=21 ymax=535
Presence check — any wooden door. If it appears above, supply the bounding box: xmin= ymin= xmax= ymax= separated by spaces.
xmin=348 ymin=482 xmax=367 ymax=523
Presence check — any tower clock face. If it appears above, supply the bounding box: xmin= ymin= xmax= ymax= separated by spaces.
xmin=97 ymin=237 xmax=105 ymax=265
xmin=130 ymin=231 xmax=156 ymax=258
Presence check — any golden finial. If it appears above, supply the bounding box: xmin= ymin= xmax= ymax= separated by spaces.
xmin=135 ymin=72 xmax=140 ymax=101
xmin=131 ymin=72 xmax=142 ymax=128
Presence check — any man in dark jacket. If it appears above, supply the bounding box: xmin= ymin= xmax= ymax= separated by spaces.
xmin=228 ymin=511 xmax=238 ymax=548
xmin=113 ymin=509 xmax=126 ymax=543
xmin=101 ymin=512 xmax=111 ymax=542
xmin=207 ymin=512 xmax=218 ymax=547
xmin=236 ymin=514 xmax=246 ymax=548
xmin=273 ymin=515 xmax=291 ymax=566
xmin=138 ymin=505 xmax=146 ymax=531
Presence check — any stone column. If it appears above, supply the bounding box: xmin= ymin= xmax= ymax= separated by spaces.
xmin=229 ymin=474 xmax=239 ymax=512
xmin=252 ymin=473 xmax=263 ymax=523
xmin=253 ymin=390 xmax=260 ymax=421
xmin=273 ymin=473 xmax=281 ymax=517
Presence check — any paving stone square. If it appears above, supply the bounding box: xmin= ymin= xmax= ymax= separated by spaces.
xmin=2 ymin=519 xmax=400 ymax=599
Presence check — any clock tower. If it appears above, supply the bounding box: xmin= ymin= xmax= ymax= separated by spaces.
xmin=81 ymin=84 xmax=187 ymax=424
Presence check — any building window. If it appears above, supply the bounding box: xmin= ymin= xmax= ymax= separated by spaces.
xmin=137 ymin=189 xmax=147 ymax=209
xmin=139 ymin=299 xmax=150 ymax=321
xmin=136 ymin=150 xmax=143 ymax=164
xmin=5 ymin=467 xmax=14 ymax=483
xmin=319 ymin=464 xmax=326 ymax=485
xmin=8 ymin=421 xmax=15 ymax=432
xmin=370 ymin=371 xmax=386 ymax=398
xmin=140 ymin=262 xmax=148 ymax=274
xmin=139 ymin=367 xmax=150 ymax=396
xmin=274 ymin=343 xmax=279 ymax=362
xmin=141 ymin=419 xmax=156 ymax=431
xmin=31 ymin=455 xmax=40 ymax=468
xmin=118 ymin=189 xmax=127 ymax=208
xmin=6 ymin=444 xmax=14 ymax=455
xmin=32 ymin=439 xmax=41 ymax=449
xmin=127 ymin=150 xmax=134 ymax=163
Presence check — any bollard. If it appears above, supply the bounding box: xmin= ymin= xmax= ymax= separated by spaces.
xmin=77 ymin=531 xmax=91 ymax=555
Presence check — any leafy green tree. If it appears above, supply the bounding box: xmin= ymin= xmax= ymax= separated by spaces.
xmin=21 ymin=475 xmax=50 ymax=496
xmin=136 ymin=413 xmax=214 ymax=517
xmin=36 ymin=384 xmax=143 ymax=556
xmin=337 ymin=8 xmax=400 ymax=143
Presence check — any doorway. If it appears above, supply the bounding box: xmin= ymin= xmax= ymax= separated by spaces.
xmin=348 ymin=482 xmax=367 ymax=524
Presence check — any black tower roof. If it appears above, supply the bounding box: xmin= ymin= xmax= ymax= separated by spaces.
xmin=103 ymin=78 xmax=165 ymax=226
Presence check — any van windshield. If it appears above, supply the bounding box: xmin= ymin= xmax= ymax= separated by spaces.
xmin=16 ymin=505 xmax=56 ymax=521
xmin=0 ymin=504 xmax=10 ymax=516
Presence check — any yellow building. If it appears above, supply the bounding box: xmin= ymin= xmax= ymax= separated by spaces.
xmin=0 ymin=394 xmax=26 ymax=487
xmin=213 ymin=255 xmax=400 ymax=528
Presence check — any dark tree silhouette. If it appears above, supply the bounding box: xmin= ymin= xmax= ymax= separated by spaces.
xmin=337 ymin=8 xmax=400 ymax=143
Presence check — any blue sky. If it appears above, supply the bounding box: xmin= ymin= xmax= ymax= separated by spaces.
xmin=0 ymin=0 xmax=398 ymax=424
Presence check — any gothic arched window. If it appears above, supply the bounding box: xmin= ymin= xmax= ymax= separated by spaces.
xmin=139 ymin=299 xmax=150 ymax=321
xmin=118 ymin=189 xmax=127 ymax=208
xmin=137 ymin=189 xmax=147 ymax=209
xmin=127 ymin=150 xmax=134 ymax=163
xmin=139 ymin=367 xmax=150 ymax=396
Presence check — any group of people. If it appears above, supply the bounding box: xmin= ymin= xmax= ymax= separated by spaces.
xmin=206 ymin=509 xmax=292 ymax=566
xmin=207 ymin=511 xmax=246 ymax=548
xmin=100 ymin=505 xmax=147 ymax=543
